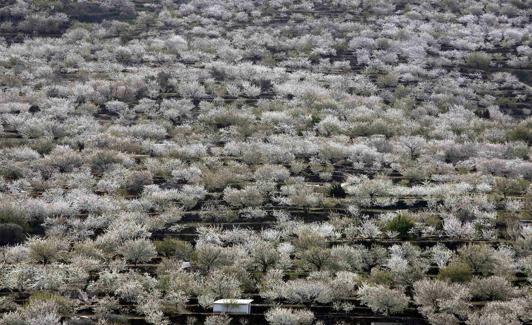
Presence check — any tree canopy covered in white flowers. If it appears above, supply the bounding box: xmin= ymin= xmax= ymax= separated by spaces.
xmin=0 ymin=0 xmax=531 ymax=324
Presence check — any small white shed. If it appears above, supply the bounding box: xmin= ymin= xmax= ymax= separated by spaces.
xmin=212 ymin=299 xmax=253 ymax=314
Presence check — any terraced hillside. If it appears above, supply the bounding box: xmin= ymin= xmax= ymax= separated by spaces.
xmin=0 ymin=0 xmax=531 ymax=324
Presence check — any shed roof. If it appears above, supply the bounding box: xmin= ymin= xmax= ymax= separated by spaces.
xmin=213 ymin=299 xmax=253 ymax=304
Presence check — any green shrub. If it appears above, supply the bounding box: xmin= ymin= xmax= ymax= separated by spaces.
xmin=0 ymin=204 xmax=29 ymax=231
xmin=155 ymin=238 xmax=193 ymax=259
xmin=376 ymin=72 xmax=399 ymax=87
xmin=122 ymin=171 xmax=153 ymax=195
xmin=31 ymin=139 xmax=55 ymax=155
xmin=0 ymin=165 xmax=24 ymax=181
xmin=466 ymin=52 xmax=491 ymax=68
xmin=385 ymin=214 xmax=415 ymax=239
xmin=437 ymin=262 xmax=473 ymax=283
xmin=369 ymin=267 xmax=394 ymax=286
xmin=28 ymin=291 xmax=74 ymax=316
xmin=28 ymin=238 xmax=63 ymax=264
xmin=494 ymin=178 xmax=529 ymax=196
xmin=508 ymin=120 xmax=532 ymax=144
xmin=90 ymin=151 xmax=122 ymax=174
